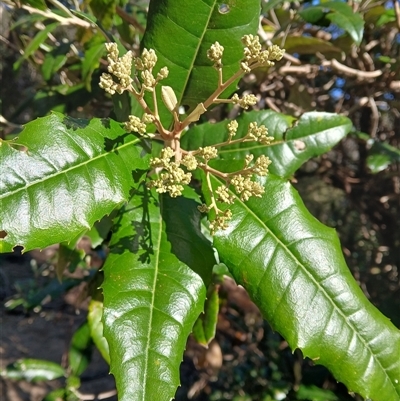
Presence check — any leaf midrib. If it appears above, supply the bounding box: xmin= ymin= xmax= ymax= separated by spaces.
xmin=217 ymin=123 xmax=350 ymax=156
xmin=142 ymin=214 xmax=162 ymax=400
xmin=0 ymin=138 xmax=140 ymax=200
xmin=214 ymin=175 xmax=394 ymax=389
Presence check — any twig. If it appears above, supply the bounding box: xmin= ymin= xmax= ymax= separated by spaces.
xmin=4 ymin=1 xmax=92 ymax=28
xmin=368 ymin=96 xmax=379 ymax=138
xmin=116 ymin=6 xmax=145 ymax=34
xmin=394 ymin=0 xmax=400 ymax=31
xmin=278 ymin=64 xmax=317 ymax=75
xmin=322 ymin=59 xmax=383 ymax=80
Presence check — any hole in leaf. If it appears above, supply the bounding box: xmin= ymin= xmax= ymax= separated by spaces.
xmin=0 ymin=230 xmax=7 ymax=239
xmin=294 ymin=140 xmax=306 ymax=151
xmin=218 ymin=3 xmax=230 ymax=14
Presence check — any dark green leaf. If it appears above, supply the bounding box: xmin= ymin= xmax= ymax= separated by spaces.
xmin=141 ymin=0 xmax=260 ymax=126
xmin=69 ymin=322 xmax=93 ymax=376
xmin=161 ymin=194 xmax=216 ymax=285
xmin=182 ymin=110 xmax=351 ymax=178
xmin=0 ymin=113 xmax=150 ymax=253
xmin=1 ymin=359 xmax=65 ymax=382
xmin=279 ymin=36 xmax=341 ymax=55
xmin=211 ymin=174 xmax=400 ymax=401
xmin=85 ymin=215 xmax=114 ymax=248
xmin=102 ymin=186 xmax=207 ymax=401
xmin=21 ymin=0 xmax=47 ymax=11
xmin=57 ymin=240 xmax=86 ymax=280
xmin=88 ymin=300 xmax=110 ymax=364
xmin=300 ymin=2 xmax=364 ymax=44
xmin=41 ymin=43 xmax=70 ymax=81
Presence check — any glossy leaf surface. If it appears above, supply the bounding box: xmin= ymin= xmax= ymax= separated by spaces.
xmin=182 ymin=110 xmax=351 ymax=178
xmin=160 ymin=194 xmax=216 ymax=285
xmin=1 ymin=359 xmax=65 ymax=382
xmin=212 ymin=174 xmax=400 ymax=401
xmin=88 ymin=300 xmax=110 ymax=364
xmin=192 ymin=281 xmax=220 ymax=346
xmin=142 ymin=0 xmax=260 ymax=125
xmin=0 ymin=113 xmax=149 ymax=253
xmin=102 ymin=187 xmax=206 ymax=401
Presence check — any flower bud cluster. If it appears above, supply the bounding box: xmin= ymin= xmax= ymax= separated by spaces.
xmin=200 ymin=147 xmax=272 ymax=233
xmin=99 ymin=43 xmax=133 ymax=95
xmin=198 ymin=146 xmax=218 ymax=163
xmin=148 ymin=147 xmax=191 ymax=197
xmin=209 ymin=210 xmax=232 ymax=235
xmin=241 ymin=35 xmax=285 ymax=72
xmin=134 ymin=48 xmax=169 ymax=92
xmin=227 ymin=120 xmax=239 ymax=139
xmin=246 ymin=122 xmax=274 ymax=145
xmin=99 ymin=37 xmax=285 ymax=235
xmin=231 ymin=93 xmax=258 ymax=109
xmin=207 ymin=42 xmax=224 ymax=69
xmin=230 ymin=174 xmax=264 ymax=201
xmin=124 ymin=113 xmax=155 ymax=136
xmin=124 ymin=115 xmax=147 ymax=134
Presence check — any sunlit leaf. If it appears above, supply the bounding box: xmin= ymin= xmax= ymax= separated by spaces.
xmin=182 ymin=110 xmax=351 ymax=178
xmin=210 ymin=174 xmax=400 ymax=401
xmin=102 ymin=187 xmax=207 ymax=401
xmin=141 ymin=0 xmax=260 ymax=126
xmin=0 ymin=113 xmax=149 ymax=252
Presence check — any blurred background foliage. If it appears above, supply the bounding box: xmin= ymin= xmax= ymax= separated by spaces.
xmin=0 ymin=0 xmax=399 ymax=400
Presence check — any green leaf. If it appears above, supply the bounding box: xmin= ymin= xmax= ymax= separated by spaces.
xmin=262 ymin=0 xmax=286 ymax=13
xmin=13 ymin=22 xmax=59 ymax=71
xmin=21 ymin=0 xmax=47 ymax=11
xmin=82 ymin=39 xmax=106 ymax=91
xmin=160 ymin=194 xmax=216 ymax=285
xmin=88 ymin=300 xmax=110 ymax=364
xmin=69 ymin=322 xmax=93 ymax=376
xmin=1 ymin=359 xmax=65 ymax=382
xmin=43 ymin=389 xmax=68 ymax=401
xmin=101 ymin=186 xmax=207 ymax=401
xmin=85 ymin=215 xmax=114 ymax=248
xmin=41 ymin=42 xmax=70 ymax=81
xmin=366 ymin=153 xmax=393 ymax=173
xmin=0 ymin=113 xmax=150 ymax=253
xmin=141 ymin=0 xmax=260 ymax=126
xmin=182 ymin=110 xmax=351 ymax=178
xmin=296 ymin=384 xmax=338 ymax=401
xmin=192 ymin=280 xmax=220 ymax=346
xmin=356 ymin=131 xmax=400 ymax=173
xmin=300 ymin=2 xmax=364 ymax=45
xmin=211 ymin=174 xmax=400 ymax=401
xmin=57 ymin=239 xmax=86 ymax=280
xmin=88 ymin=0 xmax=118 ymax=30
xmin=278 ymin=36 xmax=341 ymax=55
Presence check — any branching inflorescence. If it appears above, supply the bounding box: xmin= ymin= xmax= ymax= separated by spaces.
xmin=99 ymin=35 xmax=285 ymax=234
